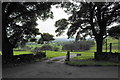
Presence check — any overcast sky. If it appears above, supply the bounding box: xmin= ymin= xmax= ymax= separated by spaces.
xmin=36 ymin=5 xmax=120 ymax=39
xmin=36 ymin=5 xmax=70 ymax=39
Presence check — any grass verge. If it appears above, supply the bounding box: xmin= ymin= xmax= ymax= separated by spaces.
xmin=0 ymin=51 xmax=2 ymax=55
xmin=65 ymin=60 xmax=120 ymax=66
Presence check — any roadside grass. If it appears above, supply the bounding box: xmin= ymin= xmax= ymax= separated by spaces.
xmin=66 ymin=60 xmax=120 ymax=66
xmin=0 ymin=51 xmax=2 ymax=55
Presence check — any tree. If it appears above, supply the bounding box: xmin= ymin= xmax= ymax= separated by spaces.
xmin=38 ymin=33 xmax=55 ymax=44
xmin=2 ymin=2 xmax=55 ymax=63
xmin=108 ymin=25 xmax=120 ymax=39
xmin=55 ymin=2 xmax=120 ymax=53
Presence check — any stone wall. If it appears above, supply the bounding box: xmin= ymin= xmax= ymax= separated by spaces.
xmin=95 ymin=52 xmax=120 ymax=63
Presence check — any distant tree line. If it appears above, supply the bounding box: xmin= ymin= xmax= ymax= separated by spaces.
xmin=62 ymin=40 xmax=94 ymax=51
xmin=34 ymin=45 xmax=59 ymax=52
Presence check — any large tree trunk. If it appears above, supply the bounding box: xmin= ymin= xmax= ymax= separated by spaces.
xmin=95 ymin=36 xmax=103 ymax=53
xmin=94 ymin=35 xmax=104 ymax=60
xmin=2 ymin=43 xmax=14 ymax=64
xmin=2 ymin=12 xmax=14 ymax=64
xmin=2 ymin=25 xmax=14 ymax=64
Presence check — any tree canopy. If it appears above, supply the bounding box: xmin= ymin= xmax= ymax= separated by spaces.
xmin=3 ymin=2 xmax=54 ymax=48
xmin=55 ymin=2 xmax=120 ymax=52
xmin=2 ymin=2 xmax=56 ymax=63
xmin=38 ymin=33 xmax=55 ymax=44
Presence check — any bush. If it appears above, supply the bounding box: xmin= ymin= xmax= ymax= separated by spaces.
xmin=52 ymin=46 xmax=59 ymax=51
xmin=34 ymin=52 xmax=46 ymax=59
xmin=33 ymin=47 xmax=41 ymax=52
xmin=13 ymin=54 xmax=34 ymax=64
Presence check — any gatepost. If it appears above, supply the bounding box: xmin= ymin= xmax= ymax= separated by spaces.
xmin=66 ymin=51 xmax=70 ymax=61
xmin=110 ymin=43 xmax=112 ymax=53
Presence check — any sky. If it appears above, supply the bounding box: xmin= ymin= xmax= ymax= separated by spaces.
xmin=36 ymin=5 xmax=70 ymax=39
xmin=36 ymin=5 xmax=120 ymax=39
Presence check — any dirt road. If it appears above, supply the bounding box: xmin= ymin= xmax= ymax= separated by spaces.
xmin=3 ymin=54 xmax=119 ymax=78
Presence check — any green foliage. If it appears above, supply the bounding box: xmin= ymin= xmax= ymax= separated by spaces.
xmin=108 ymin=25 xmax=120 ymax=39
xmin=33 ymin=47 xmax=41 ymax=53
xmin=62 ymin=40 xmax=94 ymax=51
xmin=38 ymin=33 xmax=55 ymax=44
xmin=3 ymin=2 xmax=55 ymax=49
xmin=55 ymin=2 xmax=120 ymax=52
xmin=40 ymin=45 xmax=53 ymax=51
xmin=66 ymin=60 xmax=120 ymax=66
xmin=30 ymin=38 xmax=37 ymax=42
xmin=55 ymin=19 xmax=69 ymax=36
xmin=52 ymin=46 xmax=59 ymax=51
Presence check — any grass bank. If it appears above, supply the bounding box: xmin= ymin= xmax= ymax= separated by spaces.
xmin=65 ymin=60 xmax=120 ymax=66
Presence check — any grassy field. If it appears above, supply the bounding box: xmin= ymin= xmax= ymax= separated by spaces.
xmin=102 ymin=37 xmax=119 ymax=52
xmin=10 ymin=37 xmax=120 ymax=61
xmin=70 ymin=37 xmax=119 ymax=60
xmin=14 ymin=51 xmax=34 ymax=55
xmin=13 ymin=50 xmax=67 ymax=58
xmin=65 ymin=37 xmax=120 ymax=66
xmin=1 ymin=37 xmax=119 ymax=66
xmin=70 ymin=50 xmax=94 ymax=60
xmin=26 ymin=42 xmax=63 ymax=50
xmin=46 ymin=51 xmax=67 ymax=58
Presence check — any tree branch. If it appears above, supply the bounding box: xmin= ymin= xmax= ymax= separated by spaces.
xmin=106 ymin=4 xmax=120 ymax=22
xmin=89 ymin=4 xmax=97 ymax=37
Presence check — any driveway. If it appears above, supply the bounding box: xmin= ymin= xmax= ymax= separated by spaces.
xmin=2 ymin=54 xmax=119 ymax=78
xmin=43 ymin=53 xmax=77 ymax=63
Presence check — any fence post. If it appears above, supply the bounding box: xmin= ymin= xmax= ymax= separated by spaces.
xmin=110 ymin=43 xmax=112 ymax=53
xmin=106 ymin=39 xmax=107 ymax=52
xmin=66 ymin=51 xmax=70 ymax=61
xmin=118 ymin=37 xmax=120 ymax=53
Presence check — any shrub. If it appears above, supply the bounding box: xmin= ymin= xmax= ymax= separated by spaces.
xmin=33 ymin=47 xmax=41 ymax=52
xmin=34 ymin=52 xmax=46 ymax=59
xmin=13 ymin=54 xmax=34 ymax=64
xmin=52 ymin=46 xmax=59 ymax=51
